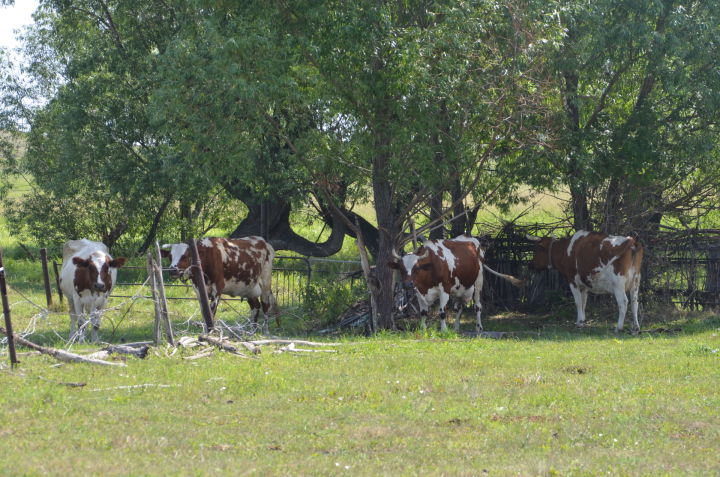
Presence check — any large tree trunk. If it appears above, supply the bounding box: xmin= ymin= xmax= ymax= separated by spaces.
xmin=372 ymin=171 xmax=399 ymax=330
xmin=226 ymin=184 xmax=380 ymax=258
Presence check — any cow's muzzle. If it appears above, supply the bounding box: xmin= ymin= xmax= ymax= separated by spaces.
xmin=402 ymin=280 xmax=415 ymax=291
xmin=93 ymin=283 xmax=106 ymax=292
xmin=168 ymin=267 xmax=181 ymax=279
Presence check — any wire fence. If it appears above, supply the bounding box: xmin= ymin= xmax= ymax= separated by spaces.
xmin=0 ymin=254 xmax=363 ymax=351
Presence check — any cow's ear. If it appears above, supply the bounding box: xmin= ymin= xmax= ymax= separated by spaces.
xmin=72 ymin=257 xmax=89 ymax=267
xmin=109 ymin=257 xmax=126 ymax=268
xmin=417 ymin=263 xmax=433 ymax=271
xmin=387 ymin=261 xmax=400 ymax=270
xmin=160 ymin=250 xmax=170 ymax=258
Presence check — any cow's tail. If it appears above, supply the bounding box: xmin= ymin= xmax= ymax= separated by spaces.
xmin=483 ymin=264 xmax=525 ymax=288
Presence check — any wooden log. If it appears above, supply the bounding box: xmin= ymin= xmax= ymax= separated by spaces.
xmin=249 ymin=339 xmax=340 ymax=347
xmin=0 ymin=327 xmax=126 ymax=367
xmin=104 ymin=344 xmax=150 ymax=359
xmin=147 ymin=252 xmax=162 ymax=345
xmin=188 ymin=239 xmax=214 ymax=332
xmin=154 ymin=241 xmax=175 ymax=345
xmin=198 ymin=334 xmax=251 ymax=358
xmin=39 ymin=248 xmax=53 ymax=307
xmin=0 ymin=251 xmax=18 ymax=367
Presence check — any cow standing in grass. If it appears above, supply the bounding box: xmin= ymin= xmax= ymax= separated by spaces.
xmin=161 ymin=237 xmax=277 ymax=333
xmin=59 ymin=239 xmax=126 ymax=342
xmin=526 ymin=230 xmax=644 ymax=333
xmin=388 ymin=235 xmax=524 ymax=333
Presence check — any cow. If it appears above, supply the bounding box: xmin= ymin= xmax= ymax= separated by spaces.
xmin=388 ymin=235 xmax=524 ymax=333
xmin=161 ymin=237 xmax=277 ymax=333
xmin=59 ymin=239 xmax=126 ymax=342
xmin=526 ymin=230 xmax=644 ymax=333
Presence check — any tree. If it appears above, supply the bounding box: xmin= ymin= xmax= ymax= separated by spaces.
xmin=546 ymin=0 xmax=720 ymax=233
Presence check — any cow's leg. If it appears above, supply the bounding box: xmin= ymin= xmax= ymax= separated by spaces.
xmin=613 ymin=284 xmax=629 ymax=333
xmin=473 ymin=284 xmax=483 ymax=333
xmin=247 ymin=297 xmax=264 ymax=333
xmin=67 ymin=294 xmax=78 ymax=341
xmin=453 ymin=300 xmax=464 ymax=333
xmin=416 ymin=293 xmax=429 ymax=330
xmin=207 ymin=288 xmax=220 ymax=317
xmin=630 ymin=277 xmax=641 ymax=334
xmin=438 ymin=292 xmax=451 ymax=332
xmin=570 ymin=284 xmax=587 ymax=327
xmin=90 ymin=309 xmax=101 ymax=343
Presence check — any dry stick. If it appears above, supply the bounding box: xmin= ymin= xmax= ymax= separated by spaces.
xmin=355 ymin=219 xmax=379 ymax=333
xmin=147 ymin=252 xmax=162 ymax=345
xmin=249 ymin=339 xmax=340 ymax=347
xmin=188 ymin=239 xmax=214 ymax=332
xmin=154 ymin=241 xmax=174 ymax=346
xmin=39 ymin=248 xmax=53 ymax=307
xmin=198 ymin=334 xmax=251 ymax=358
xmin=0 ymin=327 xmax=126 ymax=367
xmin=0 ymin=252 xmax=18 ymax=367
xmin=52 ymin=261 xmax=63 ymax=303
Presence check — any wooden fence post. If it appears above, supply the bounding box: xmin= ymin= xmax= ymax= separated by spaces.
xmin=147 ymin=252 xmax=162 ymax=345
xmin=52 ymin=261 xmax=63 ymax=303
xmin=0 ymin=250 xmax=19 ymax=367
xmin=40 ymin=248 xmax=53 ymax=307
xmin=188 ymin=239 xmax=214 ymax=332
xmin=154 ymin=242 xmax=174 ymax=346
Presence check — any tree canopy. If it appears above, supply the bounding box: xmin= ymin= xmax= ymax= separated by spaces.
xmin=2 ymin=0 xmax=719 ymax=328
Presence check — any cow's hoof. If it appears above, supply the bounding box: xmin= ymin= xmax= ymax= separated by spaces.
xmin=575 ymin=322 xmax=586 ymax=329
xmin=614 ymin=327 xmax=623 ymax=334
xmin=631 ymin=328 xmax=640 ymax=336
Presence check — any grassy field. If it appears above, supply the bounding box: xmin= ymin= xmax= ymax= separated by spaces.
xmin=1 ymin=314 xmax=719 ymax=476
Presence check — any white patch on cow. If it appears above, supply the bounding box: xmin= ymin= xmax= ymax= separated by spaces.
xmin=567 ymin=230 xmax=591 ymax=256
xmin=425 ymin=241 xmax=456 ymax=273
xmin=402 ymin=254 xmax=421 ymax=274
xmin=218 ymin=244 xmax=230 ymax=264
xmin=169 ymin=243 xmax=189 ymax=268
xmin=89 ymin=252 xmax=108 ymax=289
xmin=603 ymin=236 xmax=629 ymax=247
xmin=201 ymin=238 xmax=213 ymax=248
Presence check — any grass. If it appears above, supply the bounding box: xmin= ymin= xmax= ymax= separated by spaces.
xmin=1 ymin=314 xmax=719 ymax=476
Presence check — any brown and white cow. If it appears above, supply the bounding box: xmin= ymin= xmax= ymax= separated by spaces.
xmin=59 ymin=239 xmax=126 ymax=342
xmin=388 ymin=235 xmax=524 ymax=333
xmin=161 ymin=237 xmax=277 ymax=333
xmin=527 ymin=230 xmax=644 ymax=333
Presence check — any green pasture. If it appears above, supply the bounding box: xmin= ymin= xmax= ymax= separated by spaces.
xmin=1 ymin=310 xmax=719 ymax=476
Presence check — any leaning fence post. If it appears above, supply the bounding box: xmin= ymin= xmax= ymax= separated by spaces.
xmin=188 ymin=239 xmax=214 ymax=332
xmin=154 ymin=241 xmax=174 ymax=346
xmin=40 ymin=248 xmax=53 ymax=308
xmin=0 ymin=249 xmax=19 ymax=367
xmin=52 ymin=261 xmax=63 ymax=303
xmin=147 ymin=252 xmax=162 ymax=345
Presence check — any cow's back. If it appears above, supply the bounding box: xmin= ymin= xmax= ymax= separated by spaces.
xmin=62 ymin=239 xmax=107 ymax=262
xmin=198 ymin=236 xmax=274 ymax=297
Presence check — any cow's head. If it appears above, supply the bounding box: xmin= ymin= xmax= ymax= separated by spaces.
xmin=526 ymin=235 xmax=553 ymax=271
xmin=387 ymin=248 xmax=432 ymax=291
xmin=73 ymin=252 xmax=125 ymax=292
xmin=161 ymin=243 xmax=191 ymax=279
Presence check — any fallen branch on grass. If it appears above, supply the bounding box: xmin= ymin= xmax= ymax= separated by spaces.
xmin=104 ymin=344 xmax=150 ymax=359
xmin=274 ymin=342 xmax=338 ymax=354
xmin=249 ymin=339 xmax=341 ymax=347
xmin=199 ymin=334 xmax=252 ymax=358
xmin=0 ymin=327 xmax=126 ymax=367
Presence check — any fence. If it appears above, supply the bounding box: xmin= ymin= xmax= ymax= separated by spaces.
xmin=482 ymin=226 xmax=720 ymax=312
